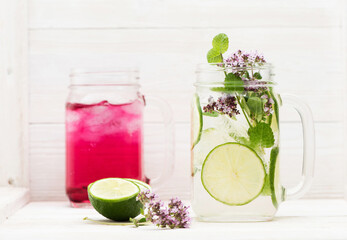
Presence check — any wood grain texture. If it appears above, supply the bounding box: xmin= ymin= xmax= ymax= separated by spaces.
xmin=0 ymin=187 xmax=29 ymax=223
xmin=0 ymin=0 xmax=29 ymax=187
xmin=28 ymin=0 xmax=342 ymax=29
xmin=28 ymin=28 xmax=344 ymax=123
xmin=1 ymin=200 xmax=347 ymax=239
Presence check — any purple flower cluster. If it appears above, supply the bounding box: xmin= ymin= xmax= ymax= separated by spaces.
xmin=137 ymin=190 xmax=191 ymax=229
xmin=261 ymin=94 xmax=274 ymax=116
xmin=203 ymin=94 xmax=240 ymax=118
xmin=224 ymin=50 xmax=266 ymax=69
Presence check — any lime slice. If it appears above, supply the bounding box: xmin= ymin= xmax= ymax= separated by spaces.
xmin=192 ymin=94 xmax=203 ymax=148
xmin=88 ymin=178 xmax=142 ymax=221
xmin=125 ymin=179 xmax=151 ymax=191
xmin=193 ymin=128 xmax=234 ymax=167
xmin=201 ymin=143 xmax=266 ymax=205
xmin=269 ymin=147 xmax=282 ymax=208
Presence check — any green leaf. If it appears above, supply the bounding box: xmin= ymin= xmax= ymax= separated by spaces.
xmin=202 ymin=111 xmax=219 ymax=117
xmin=225 ymin=73 xmax=244 ymax=93
xmin=207 ymin=48 xmax=223 ymax=63
xmin=225 ymin=72 xmax=242 ymax=82
xmin=207 ymin=33 xmax=229 ymax=63
xmin=138 ymin=217 xmax=147 ymax=223
xmin=253 ymin=72 xmax=262 ymax=79
xmin=242 ymin=71 xmax=250 ymax=79
xmin=211 ymin=73 xmax=244 ymax=94
xmin=248 ymin=122 xmax=275 ymax=148
xmin=247 ymin=97 xmax=264 ymax=115
xmin=212 ymin=33 xmax=229 ymax=53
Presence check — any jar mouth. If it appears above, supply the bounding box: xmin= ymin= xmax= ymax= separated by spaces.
xmin=196 ymin=63 xmax=274 ymax=72
xmin=194 ymin=81 xmax=276 ymax=88
xmin=69 ymin=68 xmax=140 ymax=86
xmin=195 ymin=63 xmax=276 ymax=87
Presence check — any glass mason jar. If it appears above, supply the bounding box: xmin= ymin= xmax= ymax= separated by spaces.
xmin=66 ymin=69 xmax=174 ymax=207
xmin=191 ymin=63 xmax=315 ymax=221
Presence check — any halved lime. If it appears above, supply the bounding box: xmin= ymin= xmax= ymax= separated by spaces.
xmin=88 ymin=178 xmax=142 ymax=221
xmin=125 ymin=178 xmax=151 ymax=191
xmin=193 ymin=128 xmax=234 ymax=167
xmin=192 ymin=94 xmax=203 ymax=148
xmin=201 ymin=143 xmax=266 ymax=205
xmin=269 ymin=147 xmax=282 ymax=208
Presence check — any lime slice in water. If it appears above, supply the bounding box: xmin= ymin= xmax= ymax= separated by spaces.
xmin=125 ymin=178 xmax=152 ymax=191
xmin=201 ymin=143 xmax=266 ymax=205
xmin=88 ymin=178 xmax=142 ymax=221
xmin=192 ymin=94 xmax=203 ymax=148
xmin=269 ymin=147 xmax=282 ymax=208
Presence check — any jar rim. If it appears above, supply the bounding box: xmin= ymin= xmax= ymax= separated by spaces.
xmin=196 ymin=63 xmax=274 ymax=72
xmin=195 ymin=63 xmax=276 ymax=87
xmin=69 ymin=68 xmax=140 ymax=86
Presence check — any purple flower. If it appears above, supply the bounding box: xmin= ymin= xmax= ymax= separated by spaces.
xmin=224 ymin=50 xmax=266 ymax=69
xmin=137 ymin=190 xmax=191 ymax=229
xmin=203 ymin=94 xmax=240 ymax=118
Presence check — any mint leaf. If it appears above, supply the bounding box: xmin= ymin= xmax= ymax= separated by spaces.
xmin=248 ymin=122 xmax=275 ymax=148
xmin=225 ymin=72 xmax=242 ymax=82
xmin=202 ymin=111 xmax=219 ymax=117
xmin=225 ymin=73 xmax=244 ymax=93
xmin=212 ymin=33 xmax=229 ymax=53
xmin=242 ymin=71 xmax=250 ymax=79
xmin=207 ymin=33 xmax=229 ymax=63
xmin=207 ymin=48 xmax=223 ymax=63
xmin=253 ymin=72 xmax=262 ymax=79
xmin=211 ymin=73 xmax=244 ymax=93
xmin=247 ymin=97 xmax=264 ymax=115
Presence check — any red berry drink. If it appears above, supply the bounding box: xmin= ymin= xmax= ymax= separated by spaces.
xmin=65 ymin=100 xmax=144 ymax=205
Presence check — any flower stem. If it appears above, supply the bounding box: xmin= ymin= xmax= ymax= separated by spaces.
xmin=236 ymin=95 xmax=252 ymax=128
xmin=83 ymin=217 xmax=151 ymax=226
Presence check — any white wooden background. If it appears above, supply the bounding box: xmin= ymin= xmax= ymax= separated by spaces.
xmin=26 ymin=0 xmax=345 ymax=200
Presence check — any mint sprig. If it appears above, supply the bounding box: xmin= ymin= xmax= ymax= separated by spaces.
xmin=207 ymin=33 xmax=229 ymax=63
xmin=248 ymin=122 xmax=275 ymax=148
xmin=211 ymin=72 xmax=244 ymax=94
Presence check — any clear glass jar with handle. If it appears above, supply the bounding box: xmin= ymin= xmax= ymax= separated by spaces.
xmin=191 ymin=63 xmax=315 ymax=221
xmin=66 ymin=69 xmax=174 ymax=207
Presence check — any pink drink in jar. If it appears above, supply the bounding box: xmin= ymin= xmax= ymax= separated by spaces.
xmin=65 ymin=99 xmax=144 ymax=205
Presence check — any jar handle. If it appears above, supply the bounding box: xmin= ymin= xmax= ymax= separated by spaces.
xmin=282 ymin=94 xmax=315 ymax=200
xmin=144 ymin=96 xmax=175 ymax=191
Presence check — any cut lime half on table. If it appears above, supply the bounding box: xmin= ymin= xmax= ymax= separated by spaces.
xmin=88 ymin=178 xmax=142 ymax=221
xmin=201 ymin=143 xmax=266 ymax=205
xmin=125 ymin=178 xmax=151 ymax=191
xmin=192 ymin=94 xmax=203 ymax=148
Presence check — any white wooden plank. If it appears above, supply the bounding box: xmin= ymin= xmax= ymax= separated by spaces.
xmin=1 ymin=200 xmax=347 ymax=240
xmin=29 ymin=83 xmax=343 ymax=123
xmin=0 ymin=0 xmax=29 ymax=187
xmin=28 ymin=0 xmax=342 ymax=29
xmin=28 ymin=27 xmax=343 ymax=123
xmin=29 ymin=122 xmax=344 ymax=201
xmin=0 ymin=187 xmax=29 ymax=223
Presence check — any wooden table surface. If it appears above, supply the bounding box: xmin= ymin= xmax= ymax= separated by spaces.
xmin=1 ymin=199 xmax=347 ymax=240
